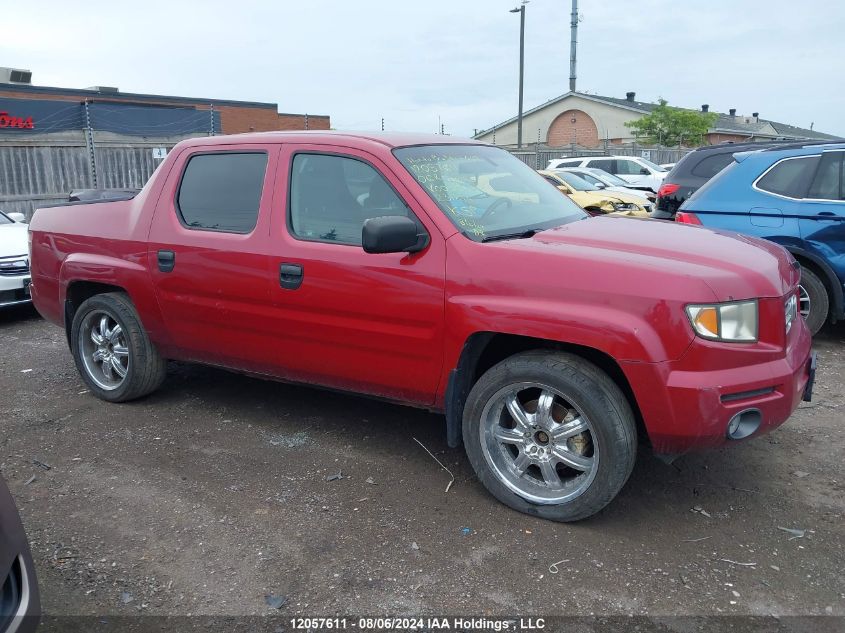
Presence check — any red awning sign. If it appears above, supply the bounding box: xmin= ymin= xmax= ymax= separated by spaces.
xmin=0 ymin=111 xmax=35 ymax=129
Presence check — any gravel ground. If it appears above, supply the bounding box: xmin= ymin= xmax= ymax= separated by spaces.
xmin=1 ymin=305 xmax=843 ymax=627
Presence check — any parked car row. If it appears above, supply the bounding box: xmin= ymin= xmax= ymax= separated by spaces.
xmin=668 ymin=140 xmax=845 ymax=336
xmin=556 ymin=167 xmax=657 ymax=202
xmin=547 ymin=155 xmax=668 ymax=194
xmin=538 ymin=170 xmax=651 ymax=216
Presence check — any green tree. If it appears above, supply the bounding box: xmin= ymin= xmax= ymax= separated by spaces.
xmin=624 ymin=99 xmax=718 ymax=147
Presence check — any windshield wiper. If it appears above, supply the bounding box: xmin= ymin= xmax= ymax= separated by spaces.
xmin=481 ymin=228 xmax=541 ymax=243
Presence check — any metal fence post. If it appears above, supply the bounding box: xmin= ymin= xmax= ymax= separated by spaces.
xmin=83 ymin=100 xmax=98 ymax=188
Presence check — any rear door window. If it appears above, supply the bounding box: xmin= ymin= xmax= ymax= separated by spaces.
xmin=691 ymin=153 xmax=735 ymax=179
xmin=614 ymin=159 xmax=643 ymax=175
xmin=177 ymin=152 xmax=268 ymax=233
xmin=587 ymin=159 xmax=616 ymax=173
xmin=756 ymin=156 xmax=820 ymax=198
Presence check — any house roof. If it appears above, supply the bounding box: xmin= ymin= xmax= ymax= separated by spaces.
xmin=476 ymin=91 xmax=837 ymax=141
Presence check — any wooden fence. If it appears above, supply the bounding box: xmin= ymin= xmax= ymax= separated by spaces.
xmin=0 ymin=140 xmax=176 ymax=218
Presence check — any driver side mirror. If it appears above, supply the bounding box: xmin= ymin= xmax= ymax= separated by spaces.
xmin=594 ymin=183 xmax=606 ymax=189
xmin=7 ymin=212 xmax=26 ymax=223
xmin=639 ymin=167 xmax=650 ymax=175
xmin=362 ymin=216 xmax=428 ymax=254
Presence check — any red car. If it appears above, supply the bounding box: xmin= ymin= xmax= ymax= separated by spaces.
xmin=28 ymin=133 xmax=815 ymax=521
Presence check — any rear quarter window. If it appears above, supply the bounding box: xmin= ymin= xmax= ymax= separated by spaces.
xmin=177 ymin=152 xmax=268 ymax=233
xmin=690 ymin=153 xmax=735 ymax=179
xmin=685 ymin=161 xmax=739 ymax=204
xmin=755 ymin=155 xmax=820 ymax=198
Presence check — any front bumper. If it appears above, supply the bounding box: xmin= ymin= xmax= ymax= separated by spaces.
xmin=622 ymin=322 xmax=814 ymax=454
xmin=0 ymin=274 xmax=31 ymax=308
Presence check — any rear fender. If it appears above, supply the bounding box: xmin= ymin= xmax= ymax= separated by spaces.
xmin=59 ymin=254 xmax=171 ymax=349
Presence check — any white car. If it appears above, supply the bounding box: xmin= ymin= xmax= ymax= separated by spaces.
xmin=547 ymin=155 xmax=668 ymax=193
xmin=0 ymin=210 xmax=32 ymax=308
xmin=554 ymin=167 xmax=656 ymax=203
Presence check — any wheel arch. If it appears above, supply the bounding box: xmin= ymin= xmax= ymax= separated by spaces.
xmin=444 ymin=332 xmax=646 ymax=449
xmin=787 ymin=247 xmax=843 ymax=322
xmin=64 ymin=281 xmax=128 ymax=345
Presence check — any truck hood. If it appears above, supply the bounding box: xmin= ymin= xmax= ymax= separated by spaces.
xmin=531 ymin=216 xmax=798 ymax=300
xmin=0 ymin=222 xmax=29 ymax=258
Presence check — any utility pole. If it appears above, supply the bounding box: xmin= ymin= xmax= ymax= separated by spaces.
xmin=510 ymin=1 xmax=527 ymax=149
xmin=569 ymin=0 xmax=578 ymax=92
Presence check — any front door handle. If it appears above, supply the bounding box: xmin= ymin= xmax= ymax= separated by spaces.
xmin=279 ymin=263 xmax=303 ymax=290
xmin=157 ymin=250 xmax=175 ymax=273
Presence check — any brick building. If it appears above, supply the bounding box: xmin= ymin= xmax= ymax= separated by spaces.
xmin=0 ymin=68 xmax=330 ymax=216
xmin=475 ymin=90 xmax=837 ymax=149
xmin=0 ymin=72 xmax=329 ymax=135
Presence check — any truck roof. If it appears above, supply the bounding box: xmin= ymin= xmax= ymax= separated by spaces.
xmin=177 ymin=131 xmax=484 ymax=150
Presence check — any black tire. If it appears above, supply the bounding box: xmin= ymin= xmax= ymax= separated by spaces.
xmin=462 ymin=351 xmax=637 ymax=522
xmin=799 ymin=267 xmax=829 ymax=336
xmin=70 ymin=292 xmax=167 ymax=402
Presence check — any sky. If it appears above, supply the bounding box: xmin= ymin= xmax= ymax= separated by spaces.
xmin=2 ymin=0 xmax=844 ymax=138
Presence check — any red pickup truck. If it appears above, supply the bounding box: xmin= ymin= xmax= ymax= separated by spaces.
xmin=29 ymin=132 xmax=815 ymax=521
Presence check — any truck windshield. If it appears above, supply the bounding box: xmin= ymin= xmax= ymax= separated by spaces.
xmin=0 ymin=211 xmax=12 ymax=225
xmin=394 ymin=145 xmax=586 ymax=241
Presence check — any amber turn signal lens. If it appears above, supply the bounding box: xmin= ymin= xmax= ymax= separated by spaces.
xmin=692 ymin=306 xmax=719 ymax=337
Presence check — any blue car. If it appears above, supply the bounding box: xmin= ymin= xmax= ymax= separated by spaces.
xmin=677 ymin=141 xmax=845 ymax=335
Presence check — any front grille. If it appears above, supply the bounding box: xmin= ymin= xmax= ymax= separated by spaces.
xmin=0 ymin=256 xmax=28 ymax=276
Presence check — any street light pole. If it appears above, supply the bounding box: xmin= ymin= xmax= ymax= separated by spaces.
xmin=510 ymin=2 xmax=527 ymax=149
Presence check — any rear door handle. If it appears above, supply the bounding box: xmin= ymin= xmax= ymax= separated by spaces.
xmin=279 ymin=263 xmax=303 ymax=290
xmin=157 ymin=250 xmax=175 ymax=273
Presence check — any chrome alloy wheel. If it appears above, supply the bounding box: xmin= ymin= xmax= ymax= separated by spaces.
xmin=798 ymin=284 xmax=811 ymax=319
xmin=79 ymin=311 xmax=129 ymax=390
xmin=479 ymin=382 xmax=598 ymax=505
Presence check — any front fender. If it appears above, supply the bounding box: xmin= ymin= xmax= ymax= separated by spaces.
xmin=446 ymin=294 xmax=693 ymax=365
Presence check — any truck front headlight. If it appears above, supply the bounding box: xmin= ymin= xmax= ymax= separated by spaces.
xmin=686 ymin=300 xmax=758 ymax=342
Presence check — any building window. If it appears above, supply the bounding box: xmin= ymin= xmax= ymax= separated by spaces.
xmin=177 ymin=152 xmax=268 ymax=233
